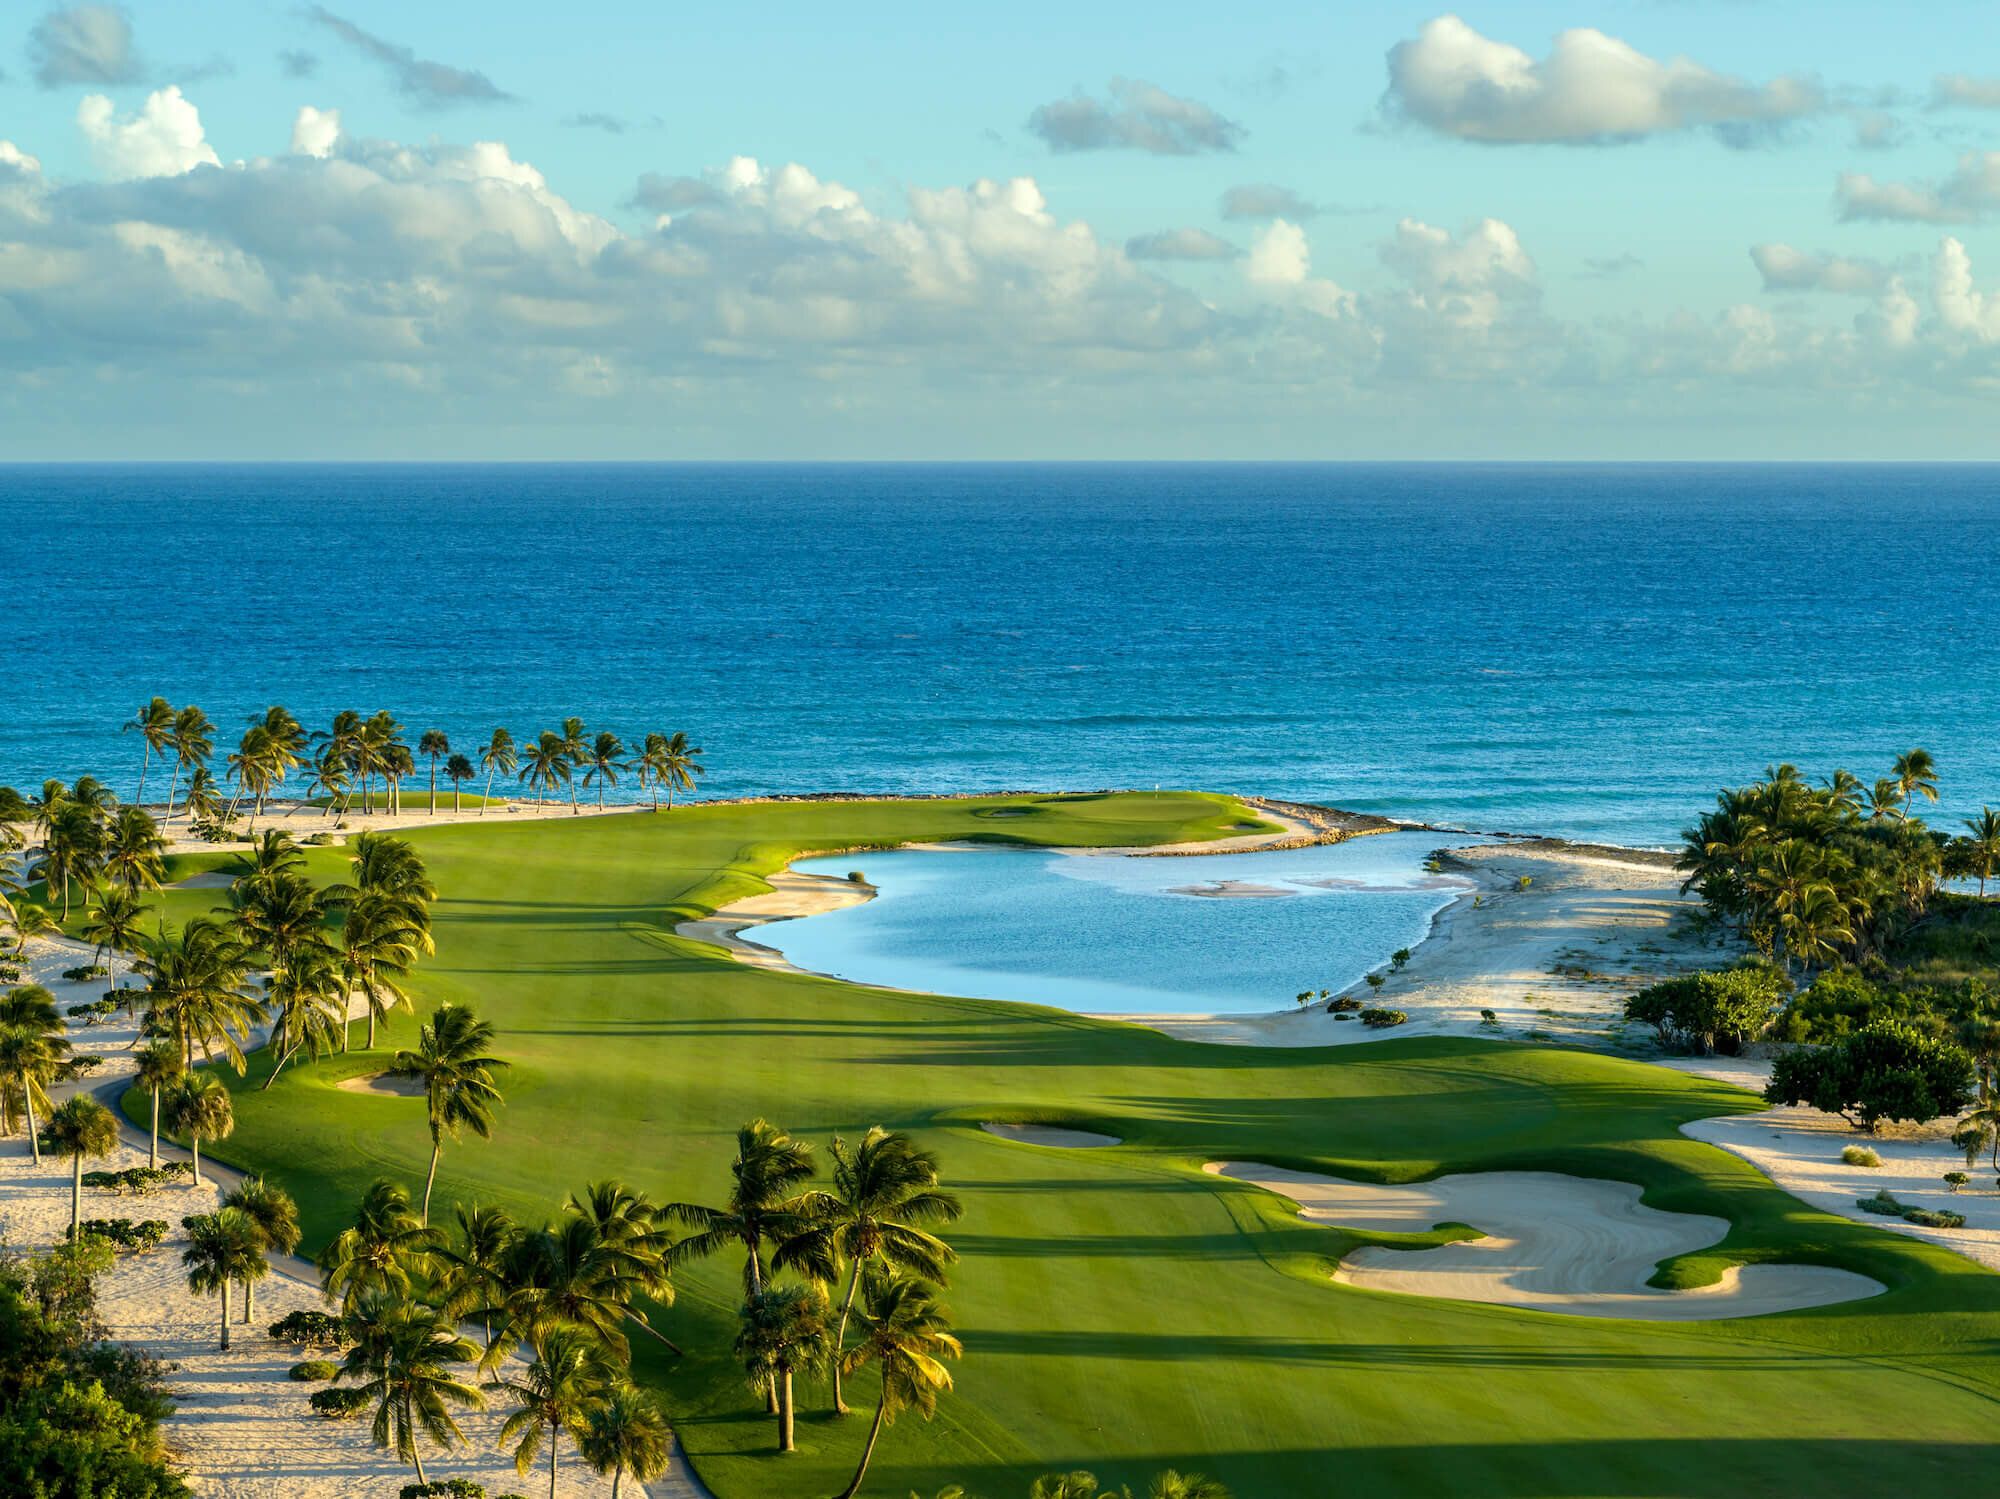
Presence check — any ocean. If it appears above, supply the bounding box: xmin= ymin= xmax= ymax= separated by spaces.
xmin=7 ymin=461 xmax=1998 ymax=847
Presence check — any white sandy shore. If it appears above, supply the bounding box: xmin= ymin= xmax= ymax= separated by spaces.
xmin=3 ymin=934 xmax=681 ymax=1499
xmin=1208 ymin=1161 xmax=1882 ymax=1319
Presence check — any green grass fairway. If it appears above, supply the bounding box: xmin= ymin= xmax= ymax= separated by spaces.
xmin=127 ymin=793 xmax=2000 ymax=1497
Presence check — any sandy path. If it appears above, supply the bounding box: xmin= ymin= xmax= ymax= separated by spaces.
xmin=1209 ymin=1162 xmax=1882 ymax=1319
xmin=1131 ymin=842 xmax=1726 ymax=1049
xmin=980 ymin=1123 xmax=1121 ymax=1148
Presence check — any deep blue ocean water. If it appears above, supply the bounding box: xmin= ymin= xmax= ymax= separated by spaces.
xmin=5 ymin=462 xmax=1998 ymax=846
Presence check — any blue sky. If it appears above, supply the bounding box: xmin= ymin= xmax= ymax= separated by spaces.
xmin=4 ymin=2 xmax=2000 ymax=458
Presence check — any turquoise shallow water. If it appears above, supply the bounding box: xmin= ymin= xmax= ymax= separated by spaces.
xmin=775 ymin=833 xmax=1474 ymax=1014
xmin=5 ymin=462 xmax=2000 ymax=845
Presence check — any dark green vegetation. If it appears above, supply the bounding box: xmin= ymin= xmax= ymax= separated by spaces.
xmin=0 ymin=1239 xmax=187 ymax=1496
xmin=96 ymin=791 xmax=2000 ymax=1497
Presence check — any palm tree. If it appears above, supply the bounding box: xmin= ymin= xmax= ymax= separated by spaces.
xmin=420 ymin=731 xmax=451 ymax=814
xmin=653 ymin=731 xmax=703 ymax=811
xmin=832 ymin=1275 xmax=961 ymax=1499
xmin=518 ymin=733 xmax=571 ymax=811
xmin=261 ymin=943 xmax=348 ymax=1089
xmin=339 ymin=1291 xmax=483 ymax=1486
xmin=102 ymin=806 xmax=167 ymax=895
xmin=236 ymin=828 xmax=307 ymax=892
xmin=164 ymin=705 xmax=215 ymax=826
xmin=670 ymin=1119 xmax=829 ymax=1300
xmin=185 ymin=766 xmax=224 ymax=827
xmin=44 ymin=1095 xmax=119 ymax=1237
xmin=391 ymin=1005 xmax=509 ymax=1226
xmin=136 ymin=917 xmax=263 ymax=1071
xmin=478 ymin=730 xmax=517 ymax=814
xmin=32 ymin=801 xmax=104 ymax=920
xmin=302 ymin=743 xmax=351 ymax=818
xmin=1956 ymin=1086 xmax=2000 ymax=1171
xmin=232 ymin=870 xmax=332 ymax=975
xmin=445 ymin=754 xmax=475 ymax=812
xmin=124 ymin=697 xmax=176 ymax=807
xmin=580 ymin=1379 xmax=674 ymax=1499
xmin=182 ymin=1206 xmax=266 ymax=1350
xmin=314 ymin=711 xmax=365 ymax=814
xmin=224 ymin=724 xmax=278 ymax=827
xmin=132 ymin=1041 xmax=182 ymax=1169
xmin=436 ymin=1202 xmax=517 ymax=1353
xmin=561 ymin=1180 xmax=682 ymax=1357
xmin=799 ymin=1127 xmax=961 ymax=1414
xmin=382 ymin=741 xmax=416 ymax=818
xmin=1148 ymin=1473 xmax=1232 ymax=1499
xmin=81 ymin=887 xmax=146 ymax=1004
xmin=163 ymin=1071 xmax=233 ymax=1187
xmin=220 ymin=1176 xmax=301 ymax=1323
xmin=346 ymin=831 xmax=438 ymax=907
xmin=582 ymin=732 xmax=625 ymax=810
xmin=735 ymin=1282 xmax=831 ymax=1453
xmin=1962 ymin=808 xmax=2000 ymax=897
xmin=485 ymin=1215 xmax=652 ymax=1373
xmin=0 ymin=1026 xmax=61 ymax=1163
xmin=488 ymin=1327 xmax=614 ymax=1499
xmin=319 ymin=1179 xmax=438 ymax=1312
xmin=1867 ymin=778 xmax=1904 ymax=822
xmin=1893 ymin=748 xmax=1939 ymax=822
xmin=558 ymin=718 xmax=589 ymax=814
xmin=336 ymin=892 xmax=424 ymax=1051
xmin=251 ymin=705 xmax=308 ymax=811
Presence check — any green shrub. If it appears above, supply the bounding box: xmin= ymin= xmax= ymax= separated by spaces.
xmin=1364 ymin=973 xmax=1386 ymax=991
xmin=1624 ymin=966 xmax=1785 ymax=1055
xmin=1359 ymin=1008 xmax=1408 ymax=1029
xmin=1479 ymin=1008 xmax=1497 ymax=1024
xmin=1390 ymin=948 xmax=1411 ymax=971
xmin=1327 ymin=996 xmax=1361 ymax=1013
xmin=83 ymin=1165 xmax=188 ymax=1196
xmin=306 ymin=832 xmax=336 ymax=845
xmin=60 ymin=964 xmax=109 ymax=982
xmin=400 ymin=1481 xmax=487 ymax=1499
xmin=74 ymin=1220 xmax=168 ymax=1253
xmin=1945 ymin=1171 xmax=1971 ymax=1192
xmin=1904 ymin=1208 xmax=1967 ymax=1229
xmin=1766 ymin=1023 xmax=1974 ymax=1131
xmin=308 ymin=1386 xmax=370 ymax=1419
xmin=847 ymin=870 xmax=867 ymax=884
xmin=289 ymin=1360 xmax=337 ymax=1382
xmin=1857 ymin=1189 xmax=1906 ymax=1215
xmin=270 ymin=1309 xmax=345 ymax=1349
xmin=1841 ymin=1145 xmax=1881 ymax=1167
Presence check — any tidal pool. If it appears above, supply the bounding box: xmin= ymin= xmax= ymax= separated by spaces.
xmin=772 ymin=832 xmax=1475 ymax=1015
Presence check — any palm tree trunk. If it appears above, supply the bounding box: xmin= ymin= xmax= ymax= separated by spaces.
xmin=191 ymin=1135 xmax=202 ymax=1188
xmin=778 ymin=1367 xmax=795 ymax=1451
xmin=836 ymin=1396 xmax=889 ymax=1499
xmin=220 ymin=1281 xmax=231 ymax=1351
xmin=548 ymin=1424 xmax=559 ymax=1499
xmin=367 ymin=1009 xmax=377 ymax=1049
xmin=263 ymin=1042 xmax=296 ymax=1091
xmin=24 ymin=1088 xmax=39 ymax=1164
xmin=245 ymin=1272 xmax=255 ymax=1324
xmin=70 ymin=1153 xmax=82 ymax=1236
xmin=482 ymin=764 xmax=495 ymax=812
xmin=624 ymin=1311 xmax=685 ymax=1356
xmin=136 ymin=746 xmax=149 ymax=808
xmin=421 ymin=1138 xmax=441 ymax=1226
xmin=164 ymin=763 xmax=182 ymax=825
xmin=429 ymin=764 xmax=437 ymax=814
xmin=612 ymin=1466 xmax=623 ymax=1499
xmin=831 ymin=1258 xmax=866 ymax=1414
xmin=149 ymin=1091 xmax=159 ymax=1169
xmin=411 ymin=1416 xmax=427 ymax=1487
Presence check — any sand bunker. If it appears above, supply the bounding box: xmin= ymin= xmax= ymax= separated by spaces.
xmin=982 ymin=1122 xmax=1121 ymax=1148
xmin=170 ymin=870 xmax=239 ymax=889
xmin=334 ymin=1072 xmax=424 ymax=1097
xmin=1209 ymin=1162 xmax=1882 ymax=1320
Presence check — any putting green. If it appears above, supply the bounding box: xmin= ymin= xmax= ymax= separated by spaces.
xmin=126 ymin=793 xmax=2000 ymax=1497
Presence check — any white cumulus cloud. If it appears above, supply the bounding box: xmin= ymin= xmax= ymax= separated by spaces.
xmin=289 ymin=106 xmax=341 ymax=159
xmin=1837 ymin=153 xmax=2000 ymax=224
xmin=1750 ymin=244 xmax=1893 ymax=295
xmin=1384 ymin=14 xmax=1822 ymax=145
xmin=77 ymin=86 xmax=219 ymax=180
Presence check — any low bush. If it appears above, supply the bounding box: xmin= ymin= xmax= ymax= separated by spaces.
xmin=289 ymin=1361 xmax=337 ymax=1383
xmin=1841 ymin=1145 xmax=1882 ymax=1168
xmin=64 ymin=998 xmax=120 ymax=1026
xmin=74 ymin=1219 xmax=168 ymax=1253
xmin=0 ymin=964 xmax=21 ymax=983
xmin=1326 ymin=996 xmax=1361 ymax=1013
xmin=1479 ymin=1008 xmax=1497 ymax=1024
xmin=400 ymin=1481 xmax=488 ymax=1499
xmin=83 ymin=1164 xmax=189 ymax=1196
xmin=269 ymin=1309 xmax=345 ymax=1349
xmin=1857 ymin=1189 xmax=1906 ymax=1215
xmin=305 ymin=832 xmax=337 ymax=845
xmin=1359 ymin=1008 xmax=1408 ymax=1029
xmin=1904 ymin=1208 xmax=1967 ymax=1229
xmin=308 ymin=1386 xmax=370 ymax=1419
xmin=1945 ymin=1171 xmax=1971 ymax=1192
xmin=1624 ymin=965 xmax=1785 ymax=1055
xmin=60 ymin=964 xmax=109 ymax=982
xmin=847 ymin=870 xmax=867 ymax=884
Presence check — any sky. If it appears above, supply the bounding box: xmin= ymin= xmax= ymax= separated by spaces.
xmin=4 ymin=2 xmax=2000 ymax=459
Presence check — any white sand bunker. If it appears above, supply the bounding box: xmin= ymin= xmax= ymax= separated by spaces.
xmin=1209 ymin=1162 xmax=1882 ymax=1321
xmin=170 ymin=870 xmax=239 ymax=889
xmin=982 ymin=1122 xmax=1121 ymax=1148
xmin=335 ymin=1072 xmax=424 ymax=1097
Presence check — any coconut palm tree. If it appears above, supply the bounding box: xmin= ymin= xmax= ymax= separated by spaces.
xmin=319 ymin=1179 xmax=438 ymax=1312
xmin=478 ymin=730 xmax=517 ymax=814
xmin=220 ymin=1175 xmax=300 ymax=1324
xmin=0 ymin=1025 xmax=62 ymax=1162
xmin=561 ymin=1180 xmax=681 ymax=1356
xmin=580 ymin=1379 xmax=674 ymax=1499
xmin=185 ymin=766 xmax=224 ymax=828
xmin=794 ymin=1127 xmax=961 ymax=1415
xmin=32 ymin=801 xmax=104 ymax=920
xmin=302 ymin=744 xmax=351 ymax=818
xmin=102 ymin=805 xmax=167 ymax=895
xmin=163 ymin=1071 xmax=233 ymax=1187
xmin=558 ymin=718 xmax=589 ymax=814
xmin=44 ymin=1094 xmax=118 ymax=1236
xmin=338 ymin=1291 xmax=483 ymax=1487
xmin=653 ymin=732 xmax=703 ymax=811
xmin=164 ymin=705 xmax=215 ymax=826
xmin=518 ymin=733 xmax=571 ymax=811
xmin=419 ymin=731 xmax=451 ymax=814
xmin=232 ymin=870 xmax=333 ymax=977
xmin=136 ymin=917 xmax=263 ymax=1071
xmin=1866 ymin=778 xmax=1903 ymax=822
xmin=81 ymin=886 xmax=146 ymax=1005
xmin=484 ymin=1215 xmax=653 ymax=1373
xmin=358 ymin=713 xmax=409 ymax=815
xmin=489 ymin=1327 xmax=615 ymax=1499
xmin=582 ymin=732 xmax=625 ymax=810
xmin=669 ymin=1119 xmax=829 ymax=1299
xmin=445 ymin=754 xmax=475 ymax=813
xmin=182 ymin=1206 xmax=265 ymax=1350
xmin=382 ymin=740 xmax=416 ymax=818
xmin=435 ymin=1202 xmax=517 ymax=1353
xmin=832 ymin=1275 xmax=961 ymax=1499
xmin=224 ymin=724 xmax=278 ymax=827
xmin=236 ymin=828 xmax=307 ymax=893
xmin=1893 ymin=748 xmax=1939 ymax=822
xmin=124 ymin=697 xmax=176 ymax=807
xmin=391 ymin=1004 xmax=509 ymax=1226
xmin=735 ymin=1282 xmax=831 ymax=1453
xmin=261 ymin=943 xmax=348 ymax=1089
xmin=314 ymin=711 xmax=366 ymax=813
xmin=1148 ymin=1472 xmax=1232 ymax=1498
xmin=336 ymin=893 xmax=424 ymax=1051
xmin=1962 ymin=807 xmax=2000 ymax=897
xmin=132 ymin=1041 xmax=182 ymax=1169
xmin=345 ymin=832 xmax=438 ymax=908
